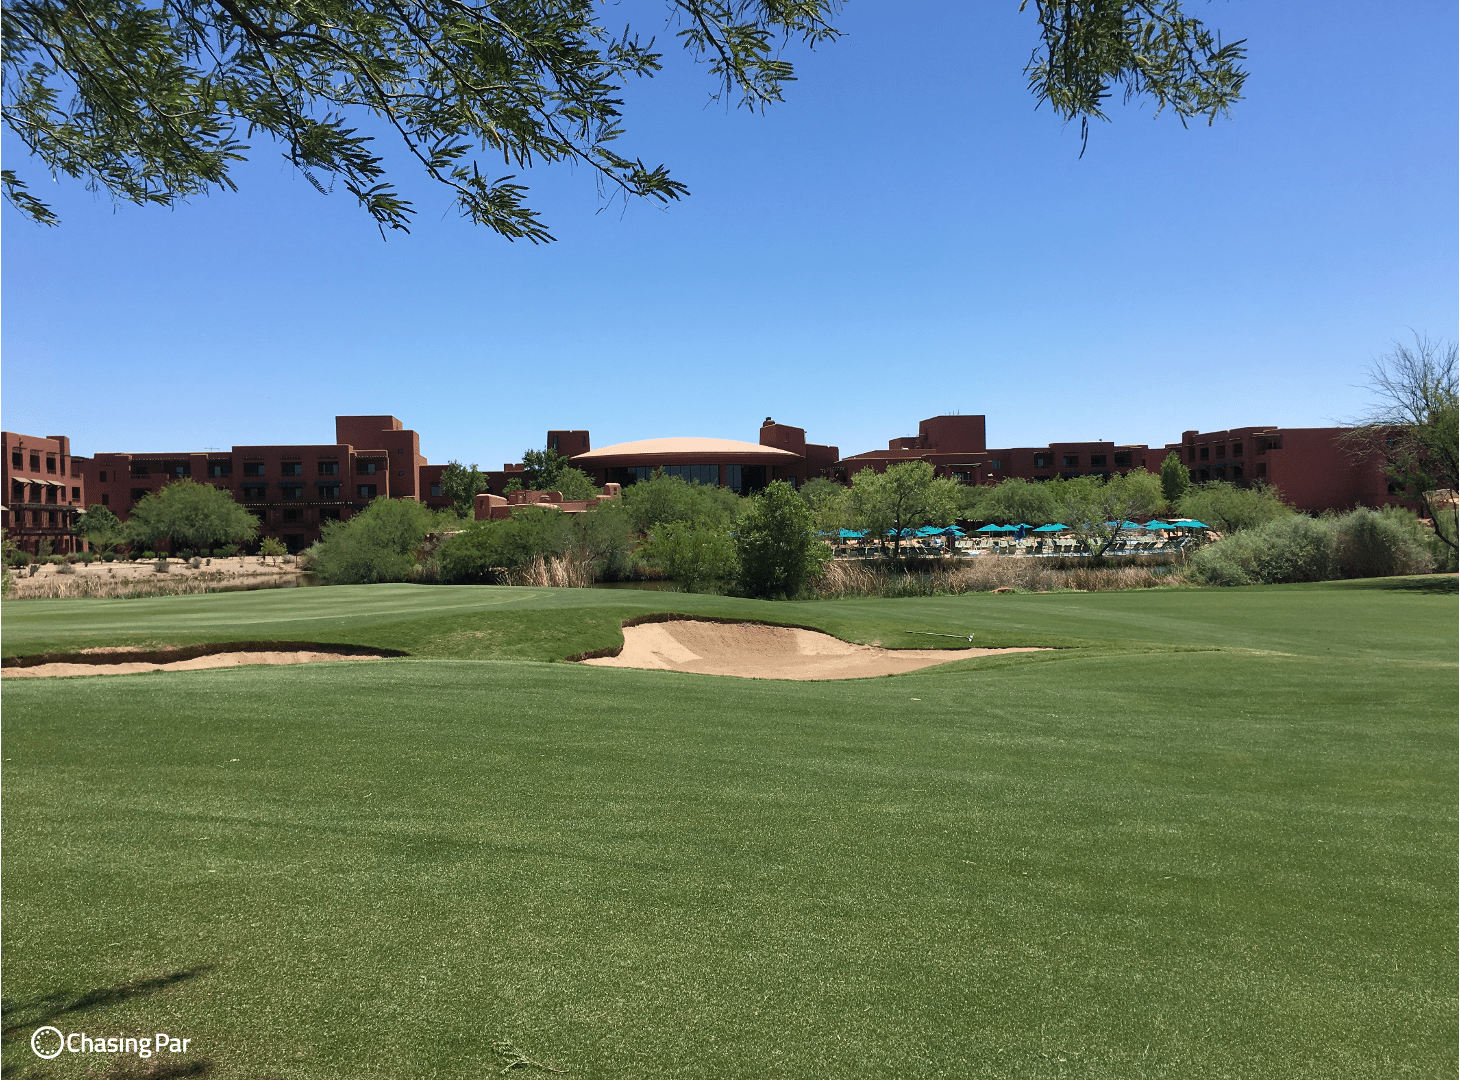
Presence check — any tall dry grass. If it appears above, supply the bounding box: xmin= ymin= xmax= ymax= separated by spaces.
xmin=807 ymin=559 xmax=1179 ymax=599
xmin=500 ymin=555 xmax=596 ymax=588
xmin=6 ymin=572 xmax=312 ymax=600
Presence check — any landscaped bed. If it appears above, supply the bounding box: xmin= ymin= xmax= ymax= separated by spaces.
xmin=1 ymin=578 xmax=1454 ymax=1078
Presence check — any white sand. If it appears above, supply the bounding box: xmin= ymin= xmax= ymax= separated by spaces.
xmin=581 ymin=620 xmax=1048 ymax=680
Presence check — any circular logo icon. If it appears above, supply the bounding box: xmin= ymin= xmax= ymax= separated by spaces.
xmin=31 ymin=1025 xmax=64 ymax=1059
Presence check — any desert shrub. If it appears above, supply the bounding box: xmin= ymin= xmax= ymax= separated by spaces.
xmin=154 ymin=558 xmax=171 ymax=573
xmin=1179 ymin=481 xmax=1294 ymax=533
xmin=641 ymin=522 xmax=738 ymax=593
xmin=1333 ymin=507 xmax=1435 ymax=578
xmin=44 ymin=555 xmax=66 ymax=564
xmin=308 ymin=499 xmax=441 ymax=584
xmin=6 ymin=548 xmax=31 ymax=567
xmin=1187 ymin=516 xmax=1336 ymax=586
xmin=102 ymin=552 xmax=117 ymax=562
xmin=189 ymin=556 xmax=204 ymax=569
xmin=212 ymin=546 xmax=236 ymax=558
xmin=57 ymin=562 xmax=76 ymax=575
xmin=439 ymin=508 xmax=575 ymax=583
xmin=501 ymin=554 xmax=596 ymax=588
xmin=734 ymin=481 xmax=830 ymax=599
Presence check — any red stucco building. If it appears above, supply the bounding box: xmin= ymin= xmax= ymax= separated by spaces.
xmin=3 ymin=431 xmax=86 ymax=554
xmin=82 ymin=415 xmax=456 ymax=553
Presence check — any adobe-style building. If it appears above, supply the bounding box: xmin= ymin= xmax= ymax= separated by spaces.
xmin=1162 ymin=426 xmax=1396 ymax=514
xmin=83 ymin=415 xmax=456 ymax=553
xmin=474 ymin=484 xmax=622 ymax=520
xmin=3 ymin=431 xmax=86 ymax=555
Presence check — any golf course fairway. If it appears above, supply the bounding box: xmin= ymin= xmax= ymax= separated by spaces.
xmin=2 ymin=578 xmax=1455 ymax=1078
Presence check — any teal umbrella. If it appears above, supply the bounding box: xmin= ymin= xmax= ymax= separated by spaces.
xmin=974 ymin=524 xmax=1006 ymax=533
xmin=1032 ymin=523 xmax=1068 ymax=533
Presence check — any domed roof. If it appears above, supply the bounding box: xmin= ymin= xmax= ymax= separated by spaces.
xmin=571 ymin=437 xmax=800 ymax=462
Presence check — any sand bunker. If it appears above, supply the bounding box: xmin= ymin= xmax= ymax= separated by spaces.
xmin=580 ymin=619 xmax=1048 ymax=680
xmin=4 ymin=649 xmax=390 ymax=679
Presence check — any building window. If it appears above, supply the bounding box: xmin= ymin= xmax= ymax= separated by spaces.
xmin=430 ymin=484 xmax=443 ymax=497
xmin=317 ymin=484 xmax=341 ymax=499
xmin=10 ymin=450 xmax=20 ymax=469
xmin=726 ymin=464 xmax=742 ymax=492
xmin=1033 ymin=475 xmax=1050 ymax=482
xmin=241 ymin=485 xmax=267 ymax=500
xmin=46 ymin=456 xmax=57 ymax=473
xmin=989 ymin=459 xmax=1001 ymax=469
xmin=1062 ymin=455 xmax=1079 ymax=468
xmin=1188 ymin=447 xmax=1196 ymax=462
xmin=131 ymin=463 xmax=150 ymax=477
xmin=1198 ymin=468 xmax=1210 ymax=481
xmin=317 ymin=462 xmax=339 ymax=476
xmin=98 ymin=470 xmax=107 ymax=482
xmin=281 ymin=462 xmax=302 ymax=477
xmin=280 ymin=484 xmax=303 ymax=500
xmin=10 ymin=480 xmax=24 ymax=502
xmin=100 ymin=493 xmax=109 ymax=506
xmin=397 ymin=470 xmax=404 ymax=477
xmin=357 ymin=461 xmax=378 ymax=475
xmin=358 ymin=484 xmax=378 ymax=498
xmin=71 ymin=486 xmax=80 ymax=501
xmin=283 ymin=509 xmax=302 ymax=523
xmin=1231 ymin=464 xmax=1243 ymax=481
xmin=1215 ymin=444 xmax=1226 ymax=459
xmin=1387 ymin=479 xmax=1402 ymax=494
xmin=1033 ymin=454 xmax=1050 ymax=468
xmin=1198 ymin=447 xmax=1209 ymax=460
xmin=166 ymin=461 xmax=190 ymax=478
xmin=952 ymin=472 xmax=970 ymax=484
xmin=1089 ymin=454 xmax=1107 ymax=467
xmin=1231 ymin=442 xmax=1242 ymax=457
xmin=1213 ymin=464 xmax=1227 ymax=480
xmin=131 ymin=488 xmax=148 ymax=502
xmin=662 ymin=464 xmax=720 ymax=486
xmin=320 ymin=507 xmax=343 ymax=522
xmin=1059 ymin=471 xmax=1081 ymax=479
xmin=208 ymin=462 xmax=231 ymax=477
xmin=1113 ymin=451 xmax=1132 ymax=467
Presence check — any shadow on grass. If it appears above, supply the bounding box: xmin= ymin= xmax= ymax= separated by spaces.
xmin=1 ymin=966 xmax=214 ymax=1075
xmin=1321 ymin=574 xmax=1458 ymax=595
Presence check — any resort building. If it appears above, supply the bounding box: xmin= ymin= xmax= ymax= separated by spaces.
xmin=2 ymin=431 xmax=87 ymax=555
xmin=82 ymin=415 xmax=456 ymax=553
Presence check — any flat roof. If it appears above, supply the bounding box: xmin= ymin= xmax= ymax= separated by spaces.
xmin=572 ymin=437 xmax=801 ymax=462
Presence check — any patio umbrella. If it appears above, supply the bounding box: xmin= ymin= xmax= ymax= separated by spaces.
xmin=837 ymin=529 xmax=868 ymax=538
xmin=1142 ymin=521 xmax=1173 ymax=530
xmin=1032 ymin=523 xmax=1068 ymax=533
xmin=974 ymin=524 xmax=1006 ymax=533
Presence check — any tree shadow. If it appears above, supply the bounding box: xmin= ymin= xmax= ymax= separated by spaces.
xmin=1325 ymin=574 xmax=1458 ymax=595
xmin=1 ymin=966 xmax=212 ymax=1043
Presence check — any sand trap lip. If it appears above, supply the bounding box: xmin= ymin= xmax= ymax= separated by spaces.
xmin=579 ymin=618 xmax=1049 ymax=681
xmin=2 ymin=641 xmax=403 ymax=679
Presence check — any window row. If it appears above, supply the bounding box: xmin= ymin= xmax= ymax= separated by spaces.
xmin=9 ymin=450 xmax=72 ymax=474
xmin=1187 ymin=442 xmax=1244 ymax=463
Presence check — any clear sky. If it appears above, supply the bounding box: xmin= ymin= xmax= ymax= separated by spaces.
xmin=3 ymin=1 xmax=1456 ymax=468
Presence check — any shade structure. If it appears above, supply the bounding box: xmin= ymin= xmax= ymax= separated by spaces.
xmin=941 ymin=525 xmax=966 ymax=536
xmin=837 ymin=528 xmax=868 ymax=539
xmin=1168 ymin=519 xmax=1210 ymax=528
xmin=974 ymin=524 xmax=1007 ymax=533
xmin=1032 ymin=523 xmax=1068 ymax=533
xmin=1142 ymin=521 xmax=1174 ymax=530
xmin=1104 ymin=520 xmax=1144 ymax=529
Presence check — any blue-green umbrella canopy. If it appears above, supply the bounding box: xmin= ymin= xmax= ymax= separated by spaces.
xmin=837 ymin=529 xmax=868 ymax=538
xmin=1168 ymin=519 xmax=1210 ymax=528
xmin=974 ymin=523 xmax=1008 ymax=533
xmin=1032 ymin=523 xmax=1068 ymax=533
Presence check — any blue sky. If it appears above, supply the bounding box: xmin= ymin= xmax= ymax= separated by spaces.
xmin=3 ymin=1 xmax=1456 ymax=468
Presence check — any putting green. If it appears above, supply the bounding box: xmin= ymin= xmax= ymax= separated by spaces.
xmin=1 ymin=578 xmax=1454 ymax=1078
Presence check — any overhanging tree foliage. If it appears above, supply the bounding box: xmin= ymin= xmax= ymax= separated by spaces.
xmin=73 ymin=503 xmax=126 ymax=551
xmin=505 ymin=448 xmax=599 ymax=500
xmin=439 ymin=460 xmax=488 ymax=518
xmin=4 ymin=1 xmax=1245 ymax=232
xmin=847 ymin=461 xmax=961 ymax=562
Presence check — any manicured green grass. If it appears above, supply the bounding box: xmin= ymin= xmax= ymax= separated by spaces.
xmin=1 ymin=580 xmax=1455 ymax=1078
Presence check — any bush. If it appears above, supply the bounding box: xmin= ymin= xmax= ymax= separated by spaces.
xmin=212 ymin=546 xmax=236 ymax=558
xmin=307 ymin=499 xmax=441 ymax=584
xmin=1187 ymin=515 xmax=1336 ymax=586
xmin=439 ymin=508 xmax=574 ymax=583
xmin=1332 ymin=507 xmax=1435 ymax=578
xmin=734 ymin=481 xmax=831 ymax=598
xmin=154 ymin=558 xmax=171 ymax=574
xmin=7 ymin=549 xmax=32 ymax=567
xmin=189 ymin=556 xmax=204 ymax=569
xmin=1179 ymin=481 xmax=1294 ymax=533
xmin=641 ymin=522 xmax=738 ymax=593
xmin=45 ymin=555 xmax=66 ymax=564
xmin=102 ymin=552 xmax=116 ymax=562
xmin=618 ymin=473 xmax=740 ymax=533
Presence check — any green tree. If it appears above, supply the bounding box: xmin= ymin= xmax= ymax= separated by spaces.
xmin=1049 ymin=471 xmax=1163 ymax=556
xmin=125 ymin=480 xmax=259 ymax=553
xmin=73 ymin=503 xmax=126 ymax=552
xmin=440 ymin=461 xmax=489 ymax=519
xmin=962 ymin=477 xmax=1060 ymax=525
xmin=307 ymin=498 xmax=440 ymax=583
xmin=1342 ymin=333 xmax=1459 ymax=551
xmin=1159 ymin=451 xmax=1191 ymax=507
xmin=848 ymin=462 xmax=961 ymax=561
xmin=799 ymin=477 xmax=850 ymax=534
xmin=642 ymin=522 xmax=738 ymax=594
xmin=4 ymin=2 xmax=1245 ymax=231
xmin=505 ymin=449 xmax=600 ymax=501
xmin=1178 ymin=481 xmax=1293 ymax=535
xmin=734 ymin=481 xmax=829 ymax=599
xmin=258 ymin=536 xmax=287 ymax=564
xmin=617 ymin=472 xmax=740 ymax=534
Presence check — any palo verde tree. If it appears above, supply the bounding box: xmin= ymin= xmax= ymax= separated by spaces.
xmin=1342 ymin=333 xmax=1459 ymax=552
xmin=848 ymin=461 xmax=961 ymax=562
xmin=124 ymin=479 xmax=259 ymax=553
xmin=1159 ymin=450 xmax=1191 ymax=506
xmin=73 ymin=503 xmax=126 ymax=552
xmin=1049 ymin=471 xmax=1163 ymax=557
xmin=4 ymin=2 xmax=1245 ymax=232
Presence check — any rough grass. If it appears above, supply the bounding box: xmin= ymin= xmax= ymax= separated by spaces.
xmin=0 ymin=580 xmax=1455 ymax=1078
xmin=811 ymin=559 xmax=1179 ymax=598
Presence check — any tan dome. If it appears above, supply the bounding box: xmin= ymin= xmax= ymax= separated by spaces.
xmin=571 ymin=437 xmax=800 ymax=462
